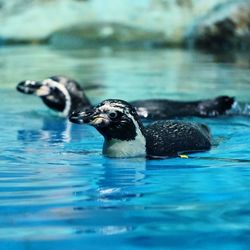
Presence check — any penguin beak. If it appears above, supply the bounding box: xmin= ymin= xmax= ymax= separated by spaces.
xmin=69 ymin=108 xmax=110 ymax=127
xmin=16 ymin=80 xmax=45 ymax=95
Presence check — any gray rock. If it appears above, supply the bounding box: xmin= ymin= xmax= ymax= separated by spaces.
xmin=186 ymin=0 xmax=250 ymax=50
xmin=49 ymin=22 xmax=166 ymax=48
xmin=0 ymin=0 xmax=228 ymax=46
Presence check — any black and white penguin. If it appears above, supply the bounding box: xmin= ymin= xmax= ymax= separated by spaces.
xmin=132 ymin=96 xmax=234 ymax=119
xmin=16 ymin=76 xmax=91 ymax=117
xmin=17 ymin=75 xmax=235 ymax=119
xmin=69 ymin=99 xmax=211 ymax=158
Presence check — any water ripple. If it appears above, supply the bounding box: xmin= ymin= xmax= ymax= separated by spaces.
xmin=1 ymin=46 xmax=250 ymax=249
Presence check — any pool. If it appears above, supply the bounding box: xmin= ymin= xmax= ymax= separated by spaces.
xmin=1 ymin=45 xmax=250 ymax=250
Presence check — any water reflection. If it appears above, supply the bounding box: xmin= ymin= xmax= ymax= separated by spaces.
xmin=97 ymin=158 xmax=146 ymax=201
xmin=3 ymin=45 xmax=250 ymax=102
xmin=212 ymin=51 xmax=250 ymax=69
xmin=17 ymin=115 xmax=72 ymax=144
xmin=3 ymin=45 xmax=250 ymax=248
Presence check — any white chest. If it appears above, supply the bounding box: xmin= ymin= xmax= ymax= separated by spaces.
xmin=103 ymin=137 xmax=146 ymax=158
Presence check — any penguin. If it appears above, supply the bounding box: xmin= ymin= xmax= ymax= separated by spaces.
xmin=132 ymin=96 xmax=234 ymax=119
xmin=16 ymin=75 xmax=234 ymax=119
xmin=16 ymin=76 xmax=91 ymax=117
xmin=69 ymin=99 xmax=211 ymax=159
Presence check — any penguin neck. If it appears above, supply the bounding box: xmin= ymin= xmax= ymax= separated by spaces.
xmin=69 ymin=91 xmax=92 ymax=115
xmin=76 ymin=96 xmax=92 ymax=109
xmin=42 ymin=87 xmax=92 ymax=117
xmin=102 ymin=116 xmax=147 ymax=158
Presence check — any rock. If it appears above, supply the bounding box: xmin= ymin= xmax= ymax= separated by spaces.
xmin=0 ymin=0 xmax=236 ymax=47
xmin=0 ymin=0 xmax=244 ymax=47
xmin=186 ymin=0 xmax=250 ymax=50
xmin=49 ymin=22 xmax=166 ymax=48
xmin=0 ymin=0 xmax=92 ymax=44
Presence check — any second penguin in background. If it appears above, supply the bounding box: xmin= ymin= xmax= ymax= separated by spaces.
xmin=17 ymin=75 xmax=234 ymax=119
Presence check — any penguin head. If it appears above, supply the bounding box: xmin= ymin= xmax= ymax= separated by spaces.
xmin=17 ymin=77 xmax=71 ymax=115
xmin=17 ymin=76 xmax=91 ymax=117
xmin=17 ymin=77 xmax=69 ymax=97
xmin=16 ymin=80 xmax=44 ymax=95
xmin=69 ymin=99 xmax=145 ymax=141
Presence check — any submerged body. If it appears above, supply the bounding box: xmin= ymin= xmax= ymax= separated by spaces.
xmin=132 ymin=96 xmax=234 ymax=119
xmin=69 ymin=99 xmax=212 ymax=159
xmin=17 ymin=75 xmax=234 ymax=119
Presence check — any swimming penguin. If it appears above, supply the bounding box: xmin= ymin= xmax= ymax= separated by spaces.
xmin=16 ymin=76 xmax=91 ymax=117
xmin=16 ymin=75 xmax=234 ymax=119
xmin=69 ymin=99 xmax=211 ymax=158
xmin=132 ymin=96 xmax=234 ymax=119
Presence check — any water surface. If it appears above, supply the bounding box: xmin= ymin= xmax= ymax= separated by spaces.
xmin=1 ymin=45 xmax=250 ymax=250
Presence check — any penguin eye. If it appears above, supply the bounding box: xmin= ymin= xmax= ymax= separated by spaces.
xmin=108 ymin=111 xmax=118 ymax=119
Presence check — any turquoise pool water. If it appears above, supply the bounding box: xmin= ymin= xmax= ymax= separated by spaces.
xmin=1 ymin=46 xmax=250 ymax=250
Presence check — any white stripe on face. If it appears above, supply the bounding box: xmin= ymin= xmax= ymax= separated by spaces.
xmin=42 ymin=78 xmax=72 ymax=117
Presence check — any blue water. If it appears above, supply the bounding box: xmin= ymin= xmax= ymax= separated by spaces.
xmin=1 ymin=46 xmax=250 ymax=250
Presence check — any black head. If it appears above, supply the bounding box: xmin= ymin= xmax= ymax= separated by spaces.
xmin=69 ymin=99 xmax=145 ymax=141
xmin=17 ymin=77 xmax=71 ymax=115
xmin=16 ymin=76 xmax=91 ymax=116
xmin=16 ymin=77 xmax=67 ymax=98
